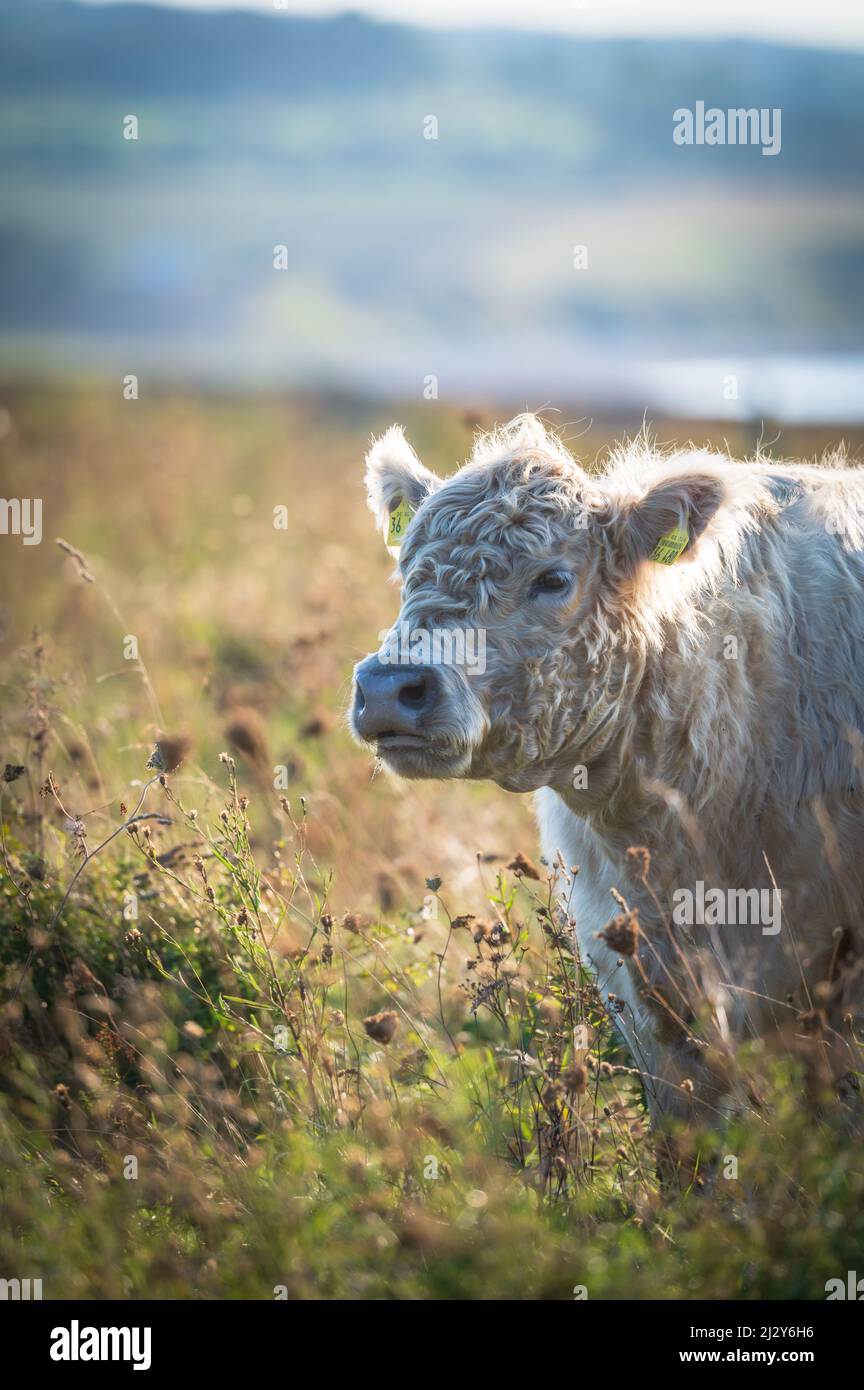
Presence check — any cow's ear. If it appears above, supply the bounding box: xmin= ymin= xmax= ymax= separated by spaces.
xmin=607 ymin=473 xmax=725 ymax=572
xmin=365 ymin=426 xmax=441 ymax=542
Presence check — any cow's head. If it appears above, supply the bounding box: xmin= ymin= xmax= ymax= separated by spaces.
xmin=351 ymin=415 xmax=735 ymax=795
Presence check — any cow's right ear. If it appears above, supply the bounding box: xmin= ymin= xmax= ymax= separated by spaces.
xmin=365 ymin=426 xmax=441 ymax=543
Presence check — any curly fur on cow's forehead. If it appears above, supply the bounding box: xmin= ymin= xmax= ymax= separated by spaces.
xmin=403 ymin=457 xmax=584 ymax=554
xmin=398 ymin=419 xmax=591 ymax=581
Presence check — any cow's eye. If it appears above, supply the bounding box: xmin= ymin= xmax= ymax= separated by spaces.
xmin=530 ymin=569 xmax=572 ymax=599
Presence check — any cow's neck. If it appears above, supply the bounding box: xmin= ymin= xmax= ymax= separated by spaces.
xmin=550 ymin=585 xmax=787 ymax=870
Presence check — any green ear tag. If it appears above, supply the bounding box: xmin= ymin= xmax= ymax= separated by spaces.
xmin=649 ymin=526 xmax=689 ymax=565
xmin=386 ymin=498 xmax=414 ymax=547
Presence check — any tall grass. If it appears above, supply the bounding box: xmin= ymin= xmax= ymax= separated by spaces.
xmin=1 ymin=388 xmax=863 ymax=1299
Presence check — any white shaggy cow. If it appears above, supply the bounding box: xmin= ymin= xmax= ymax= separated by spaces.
xmin=351 ymin=415 xmax=864 ymax=1125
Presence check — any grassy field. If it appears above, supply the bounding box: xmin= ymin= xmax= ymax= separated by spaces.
xmin=1 ymin=386 xmax=863 ymax=1300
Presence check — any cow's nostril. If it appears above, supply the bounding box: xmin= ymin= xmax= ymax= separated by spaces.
xmin=353 ymin=661 xmax=439 ymax=741
xmin=398 ymin=679 xmax=428 ymax=709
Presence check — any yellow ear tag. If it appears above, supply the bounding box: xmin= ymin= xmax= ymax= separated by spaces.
xmin=386 ymin=498 xmax=414 ymax=548
xmin=649 ymin=526 xmax=689 ymax=565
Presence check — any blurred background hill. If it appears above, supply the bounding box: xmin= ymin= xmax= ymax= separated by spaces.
xmin=1 ymin=0 xmax=862 ymax=418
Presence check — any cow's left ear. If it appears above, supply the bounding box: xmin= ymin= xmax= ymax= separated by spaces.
xmin=605 ymin=473 xmax=725 ymax=572
xmin=365 ymin=425 xmax=441 ymax=543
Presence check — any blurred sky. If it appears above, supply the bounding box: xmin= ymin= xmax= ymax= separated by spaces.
xmin=9 ymin=0 xmax=862 ymax=418
xmin=78 ymin=0 xmax=864 ymax=51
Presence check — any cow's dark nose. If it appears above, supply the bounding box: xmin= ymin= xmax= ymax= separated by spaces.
xmin=352 ymin=659 xmax=440 ymax=741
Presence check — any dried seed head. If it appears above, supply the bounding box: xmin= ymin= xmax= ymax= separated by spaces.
xmin=299 ymin=712 xmax=331 ymax=739
xmin=599 ymin=910 xmax=640 ymax=957
xmin=450 ymin=914 xmax=475 ymax=932
xmin=507 ymin=851 xmax=541 ymax=880
xmin=363 ymin=1010 xmax=399 ymax=1045
xmin=146 ymin=734 xmax=191 ymax=774
xmin=626 ymin=845 xmax=651 ymax=879
xmin=561 ymin=1064 xmax=588 ymax=1096
xmin=224 ymin=707 xmax=271 ymax=771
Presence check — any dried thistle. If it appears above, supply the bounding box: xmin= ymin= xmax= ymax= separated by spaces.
xmin=299 ymin=712 xmax=331 ymax=739
xmin=599 ymin=909 xmax=640 ymax=957
xmin=626 ymin=845 xmax=651 ymax=880
xmin=561 ymin=1064 xmax=588 ymax=1096
xmin=363 ymin=1010 xmax=399 ymax=1045
xmin=146 ymin=734 xmax=191 ymax=774
xmin=507 ymin=851 xmax=541 ymax=880
xmin=447 ymin=913 xmax=474 ymax=932
xmin=224 ymin=706 xmax=270 ymax=773
xmin=542 ymin=1081 xmax=564 ymax=1107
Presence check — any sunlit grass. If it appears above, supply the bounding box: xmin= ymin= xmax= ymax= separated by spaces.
xmin=1 ymin=387 xmax=863 ymax=1299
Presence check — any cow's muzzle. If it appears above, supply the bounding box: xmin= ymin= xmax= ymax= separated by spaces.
xmin=351 ymin=658 xmax=441 ymax=746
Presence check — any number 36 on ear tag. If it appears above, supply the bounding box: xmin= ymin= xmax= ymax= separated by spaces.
xmin=387 ymin=498 xmax=414 ymax=548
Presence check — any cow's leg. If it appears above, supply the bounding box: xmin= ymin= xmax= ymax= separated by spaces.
xmin=535 ymin=788 xmax=733 ymax=1158
xmin=535 ymin=791 xmax=694 ymax=1119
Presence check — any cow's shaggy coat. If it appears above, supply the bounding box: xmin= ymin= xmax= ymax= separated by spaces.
xmin=353 ymin=415 xmax=864 ymax=1122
